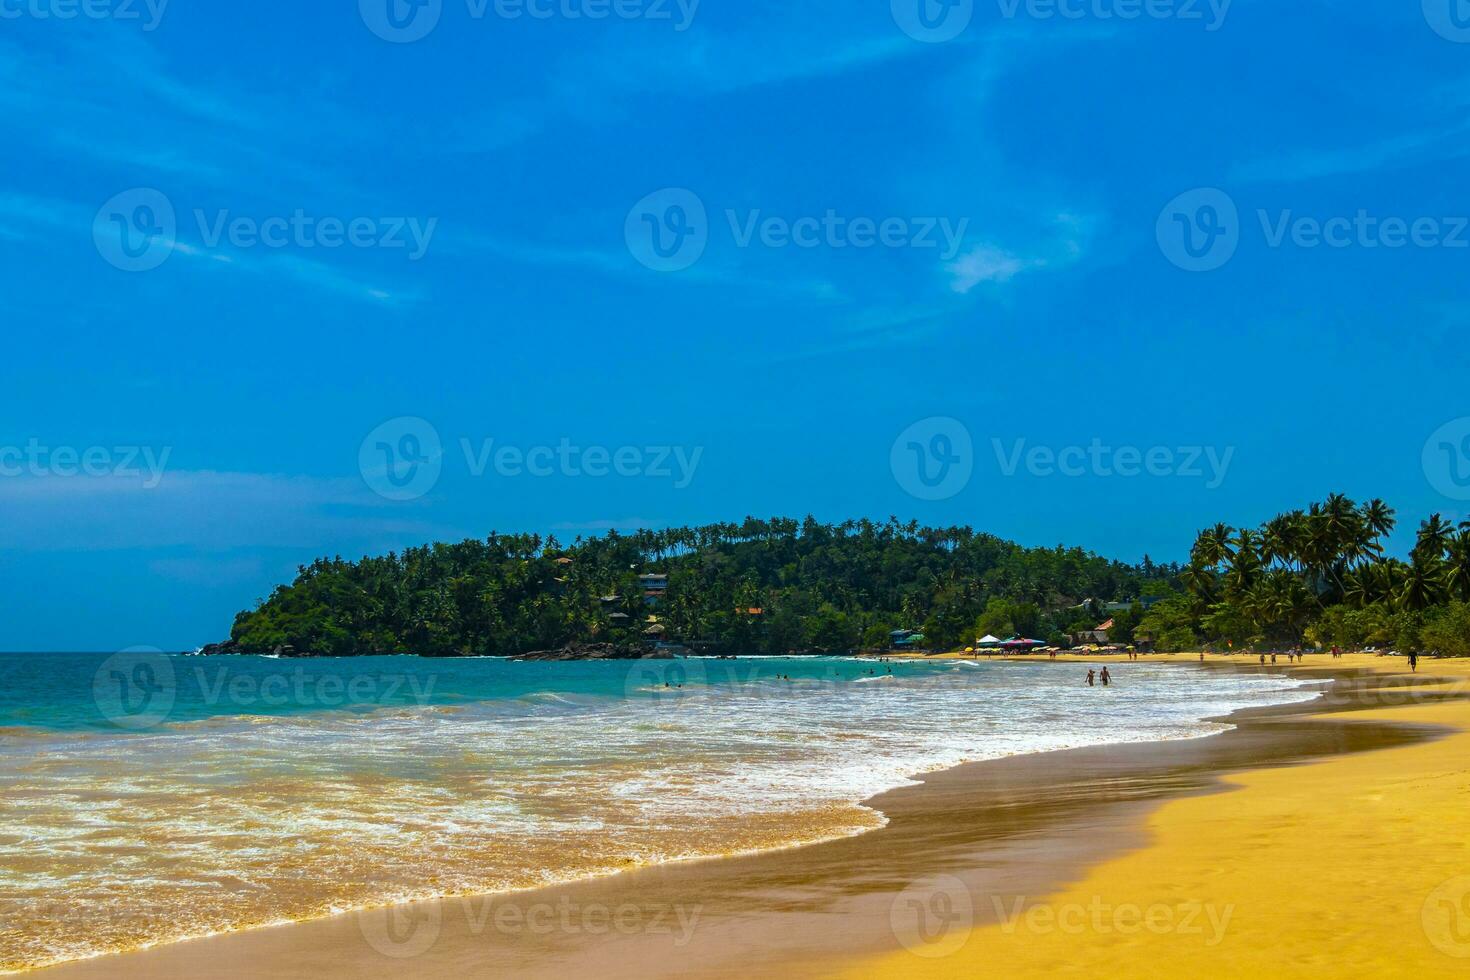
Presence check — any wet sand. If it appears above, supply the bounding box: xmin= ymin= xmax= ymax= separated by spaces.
xmin=35 ymin=656 xmax=1468 ymax=979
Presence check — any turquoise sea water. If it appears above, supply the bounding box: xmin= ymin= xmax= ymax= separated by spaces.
xmin=0 ymin=652 xmax=1320 ymax=972
xmin=0 ymin=650 xmax=968 ymax=731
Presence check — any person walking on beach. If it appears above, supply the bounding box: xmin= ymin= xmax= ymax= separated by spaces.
xmin=1100 ymin=666 xmax=1112 ymax=687
xmin=1086 ymin=669 xmax=1096 ymax=687
xmin=1408 ymin=651 xmax=1418 ymax=672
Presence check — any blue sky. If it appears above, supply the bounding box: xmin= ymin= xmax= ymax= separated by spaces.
xmin=2 ymin=1 xmax=1468 ymax=650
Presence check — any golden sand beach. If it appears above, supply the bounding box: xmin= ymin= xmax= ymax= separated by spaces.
xmin=34 ymin=654 xmax=1470 ymax=979
xmin=837 ymin=653 xmax=1470 ymax=979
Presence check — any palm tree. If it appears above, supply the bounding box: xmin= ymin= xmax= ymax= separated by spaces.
xmin=1414 ymin=514 xmax=1455 ymax=564
xmin=1398 ymin=557 xmax=1448 ymax=612
xmin=1362 ymin=498 xmax=1396 ymax=542
xmin=1191 ymin=523 xmax=1235 ymax=570
xmin=1181 ymin=561 xmax=1217 ymax=604
xmin=1445 ymin=529 xmax=1470 ymax=603
xmin=1225 ymin=528 xmax=1262 ymax=595
xmin=1341 ymin=569 xmax=1371 ymax=609
xmin=1261 ymin=514 xmax=1299 ymax=571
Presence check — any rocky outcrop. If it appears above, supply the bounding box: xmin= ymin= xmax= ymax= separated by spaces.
xmin=514 ymin=641 xmax=669 ymax=661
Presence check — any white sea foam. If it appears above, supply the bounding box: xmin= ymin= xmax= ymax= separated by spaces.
xmin=0 ymin=660 xmax=1318 ymax=972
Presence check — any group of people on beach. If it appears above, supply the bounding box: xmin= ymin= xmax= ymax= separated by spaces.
xmin=1085 ymin=667 xmax=1112 ymax=687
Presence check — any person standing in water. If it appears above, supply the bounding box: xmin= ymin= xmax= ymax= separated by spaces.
xmin=1100 ymin=666 xmax=1112 ymax=687
xmin=1086 ymin=669 xmax=1096 ymax=687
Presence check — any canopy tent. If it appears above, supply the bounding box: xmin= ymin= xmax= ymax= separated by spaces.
xmin=976 ymin=634 xmax=1003 ymax=648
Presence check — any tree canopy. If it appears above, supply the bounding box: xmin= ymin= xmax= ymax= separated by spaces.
xmin=226 ymin=516 xmax=1170 ymax=656
xmin=1156 ymin=495 xmax=1470 ymax=656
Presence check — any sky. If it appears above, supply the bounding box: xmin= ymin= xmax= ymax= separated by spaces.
xmin=2 ymin=1 xmax=1468 ymax=650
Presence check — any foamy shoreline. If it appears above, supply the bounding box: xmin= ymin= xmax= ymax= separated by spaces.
xmin=7 ymin=657 xmax=1318 ymax=975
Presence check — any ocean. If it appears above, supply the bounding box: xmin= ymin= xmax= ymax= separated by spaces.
xmin=0 ymin=652 xmax=1319 ymax=972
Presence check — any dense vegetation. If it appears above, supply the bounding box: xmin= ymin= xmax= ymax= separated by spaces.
xmin=225 ymin=517 xmax=1176 ymax=656
xmin=1117 ymin=495 xmax=1470 ymax=657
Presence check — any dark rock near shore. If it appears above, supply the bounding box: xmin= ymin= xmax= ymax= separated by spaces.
xmin=197 ymin=641 xmax=320 ymax=657
xmin=515 ymin=641 xmax=668 ymax=662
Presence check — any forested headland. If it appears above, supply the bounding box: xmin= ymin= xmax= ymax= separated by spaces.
xmin=219 ymin=500 xmax=1470 ymax=658
xmin=221 ymin=516 xmax=1173 ymax=657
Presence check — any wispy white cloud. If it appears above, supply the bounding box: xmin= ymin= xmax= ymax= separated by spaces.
xmin=439 ymin=23 xmax=931 ymax=154
xmin=770 ymin=306 xmax=956 ymax=362
xmin=946 ymin=211 xmax=1098 ymax=294
xmin=1233 ymin=119 xmax=1470 ymax=184
xmin=446 ymin=230 xmax=843 ymax=302
xmin=0 ymin=192 xmax=416 ymax=304
xmin=947 ymin=245 xmax=1031 ymax=292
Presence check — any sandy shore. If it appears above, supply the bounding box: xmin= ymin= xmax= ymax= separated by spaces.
xmin=34 ymin=654 xmax=1470 ymax=979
